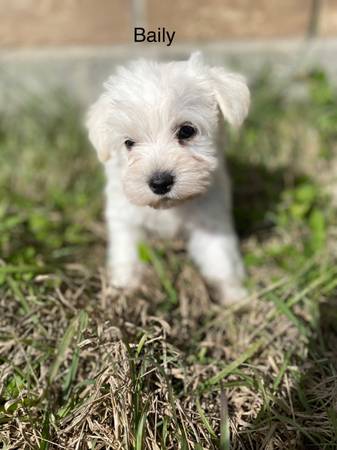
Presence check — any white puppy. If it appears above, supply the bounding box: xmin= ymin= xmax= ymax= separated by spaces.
xmin=87 ymin=52 xmax=250 ymax=303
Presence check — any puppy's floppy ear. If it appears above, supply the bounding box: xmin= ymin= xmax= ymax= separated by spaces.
xmin=188 ymin=52 xmax=250 ymax=127
xmin=86 ymin=94 xmax=112 ymax=163
xmin=209 ymin=67 xmax=250 ymax=127
xmin=188 ymin=51 xmax=204 ymax=67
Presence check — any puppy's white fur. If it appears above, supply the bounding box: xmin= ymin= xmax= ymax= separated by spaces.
xmin=87 ymin=52 xmax=250 ymax=302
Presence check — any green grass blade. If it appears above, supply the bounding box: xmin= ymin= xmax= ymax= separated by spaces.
xmin=273 ymin=350 xmax=291 ymax=390
xmin=39 ymin=410 xmax=50 ymax=450
xmin=205 ymin=339 xmax=264 ymax=388
xmin=196 ymin=397 xmax=217 ymax=439
xmin=220 ymin=383 xmax=230 ymax=450
xmin=62 ymin=310 xmax=88 ymax=397
xmin=7 ymin=277 xmax=30 ymax=314
xmin=160 ymin=416 xmax=169 ymax=450
xmin=269 ymin=293 xmax=309 ymax=337
xmin=48 ymin=317 xmax=78 ymax=384
xmin=136 ymin=333 xmax=148 ymax=357
xmin=135 ymin=409 xmax=147 ymax=450
xmin=0 ymin=264 xmax=48 ymax=275
xmin=138 ymin=242 xmax=177 ymax=304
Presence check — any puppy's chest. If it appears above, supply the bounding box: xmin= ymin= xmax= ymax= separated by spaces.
xmin=142 ymin=208 xmax=184 ymax=239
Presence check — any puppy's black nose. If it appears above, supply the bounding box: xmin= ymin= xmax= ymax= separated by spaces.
xmin=148 ymin=171 xmax=175 ymax=195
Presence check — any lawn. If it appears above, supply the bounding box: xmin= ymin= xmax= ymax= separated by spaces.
xmin=1 ymin=69 xmax=337 ymax=449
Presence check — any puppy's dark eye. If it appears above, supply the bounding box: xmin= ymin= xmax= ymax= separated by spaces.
xmin=177 ymin=124 xmax=197 ymax=141
xmin=125 ymin=139 xmax=135 ymax=150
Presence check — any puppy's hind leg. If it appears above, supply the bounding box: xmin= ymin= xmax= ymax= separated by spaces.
xmin=187 ymin=227 xmax=247 ymax=304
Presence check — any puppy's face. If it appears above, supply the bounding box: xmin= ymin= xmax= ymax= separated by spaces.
xmin=87 ymin=53 xmax=250 ymax=209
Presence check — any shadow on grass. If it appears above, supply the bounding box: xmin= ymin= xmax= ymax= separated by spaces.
xmin=239 ymin=294 xmax=337 ymax=450
xmin=294 ymin=296 xmax=337 ymax=449
xmin=228 ymin=156 xmax=290 ymax=239
xmin=225 ymin=156 xmax=337 ymax=448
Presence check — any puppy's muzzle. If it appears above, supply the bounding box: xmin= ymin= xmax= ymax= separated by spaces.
xmin=148 ymin=171 xmax=175 ymax=195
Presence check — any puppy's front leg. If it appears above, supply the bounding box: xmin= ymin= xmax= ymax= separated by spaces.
xmin=188 ymin=227 xmax=247 ymax=304
xmin=107 ymin=222 xmax=143 ymax=291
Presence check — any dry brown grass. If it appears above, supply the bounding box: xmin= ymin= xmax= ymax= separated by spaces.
xmin=1 ymin=71 xmax=337 ymax=449
xmin=1 ymin=250 xmax=336 ymax=449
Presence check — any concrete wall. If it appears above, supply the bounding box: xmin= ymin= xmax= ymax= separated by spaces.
xmin=1 ymin=1 xmax=337 ymax=110
xmin=0 ymin=0 xmax=336 ymax=48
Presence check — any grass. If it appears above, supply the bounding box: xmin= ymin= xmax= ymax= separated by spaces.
xmin=0 ymin=69 xmax=337 ymax=449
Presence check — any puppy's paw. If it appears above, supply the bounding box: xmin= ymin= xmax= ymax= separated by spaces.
xmin=218 ymin=280 xmax=248 ymax=305
xmin=109 ymin=264 xmax=143 ymax=293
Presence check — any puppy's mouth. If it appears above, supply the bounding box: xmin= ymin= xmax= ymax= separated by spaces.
xmin=149 ymin=196 xmax=178 ymax=209
xmin=148 ymin=191 xmax=204 ymax=209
